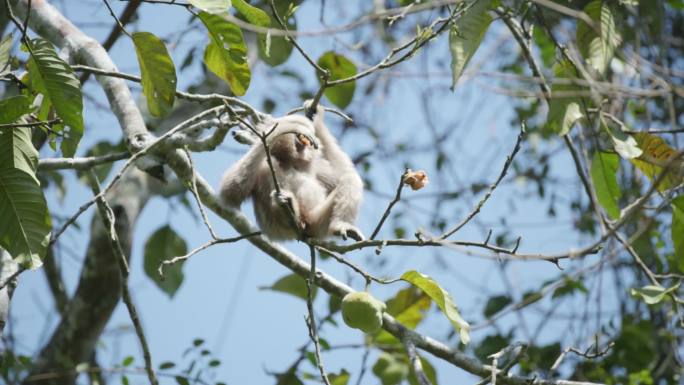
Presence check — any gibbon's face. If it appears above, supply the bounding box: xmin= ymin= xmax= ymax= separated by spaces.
xmin=270 ymin=132 xmax=319 ymax=168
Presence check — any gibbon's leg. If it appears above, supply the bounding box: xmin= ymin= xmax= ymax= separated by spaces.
xmin=307 ymin=179 xmax=364 ymax=241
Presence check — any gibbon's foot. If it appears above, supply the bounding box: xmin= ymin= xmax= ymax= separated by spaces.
xmin=331 ymin=222 xmax=365 ymax=242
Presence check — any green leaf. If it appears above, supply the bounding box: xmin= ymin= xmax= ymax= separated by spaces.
xmin=448 ymin=0 xmax=493 ymax=88
xmin=132 ymin=32 xmax=177 ymax=118
xmin=276 ymin=371 xmax=305 ymax=385
xmin=328 ymin=369 xmax=350 ymax=385
xmin=546 ymin=60 xmax=584 ymax=135
xmin=483 ymin=295 xmax=512 ymax=318
xmin=159 ymin=361 xmax=176 ymax=370
xmin=590 ymin=151 xmax=621 ymax=219
xmin=577 ymin=1 xmax=620 ymax=74
xmin=0 ymin=33 xmax=12 ymax=75
xmin=233 ymin=0 xmax=270 ymax=26
xmin=208 ymin=359 xmax=221 ymax=367
xmin=26 ymin=38 xmax=83 ymax=156
xmin=0 ymin=168 xmax=51 ymax=269
xmin=121 ymin=375 xmax=129 ymax=385
xmin=264 ymin=273 xmax=316 ymax=300
xmin=189 ymin=0 xmax=231 ymax=13
xmin=12 ymin=124 xmax=41 ymax=168
xmin=400 ymin=270 xmax=470 ymax=344
xmin=175 ymin=376 xmax=190 ymax=385
xmin=551 ymin=278 xmax=588 ymax=298
xmin=630 ymin=283 xmax=680 ymax=305
xmin=143 ymin=225 xmax=188 ymax=297
xmin=317 ymin=51 xmax=357 ymax=109
xmin=0 ymin=95 xmax=32 ymax=124
xmin=122 ymin=356 xmax=134 ymax=367
xmin=673 ymin=196 xmax=684 ymax=271
xmin=199 ymin=12 xmax=251 ymax=95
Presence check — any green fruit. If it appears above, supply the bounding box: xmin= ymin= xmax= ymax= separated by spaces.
xmin=341 ymin=291 xmax=386 ymax=333
xmin=372 ymin=353 xmax=408 ymax=385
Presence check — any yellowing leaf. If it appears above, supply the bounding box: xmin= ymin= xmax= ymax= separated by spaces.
xmin=400 ymin=270 xmax=470 ymax=345
xmin=630 ymin=133 xmax=683 ymax=191
xmin=199 ymin=12 xmax=251 ymax=95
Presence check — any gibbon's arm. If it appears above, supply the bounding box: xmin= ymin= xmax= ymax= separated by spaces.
xmin=311 ymin=107 xmax=354 ymax=169
xmin=309 ymin=107 xmax=365 ymax=240
xmin=219 ymin=144 xmax=267 ymax=208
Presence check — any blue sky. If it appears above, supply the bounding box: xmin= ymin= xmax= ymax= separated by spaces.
xmin=7 ymin=1 xmax=610 ymax=384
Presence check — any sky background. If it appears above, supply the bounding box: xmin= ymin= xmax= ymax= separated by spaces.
xmin=7 ymin=1 xmax=612 ymax=384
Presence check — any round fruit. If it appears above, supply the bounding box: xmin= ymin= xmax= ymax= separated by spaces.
xmin=341 ymin=291 xmax=386 ymax=333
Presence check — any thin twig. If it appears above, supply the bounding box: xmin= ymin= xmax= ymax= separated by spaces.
xmin=305 ymin=245 xmax=332 ymax=385
xmin=38 ymin=152 xmax=129 ymax=171
xmin=440 ymin=124 xmax=525 ymax=239
xmin=183 ymin=147 xmax=218 ymax=239
xmin=403 ymin=336 xmax=431 ymax=385
xmin=159 ymin=232 xmax=261 ymax=276
xmin=102 ymin=0 xmax=133 ymax=38
xmin=371 ymin=170 xmax=409 ymax=240
xmin=315 ymin=246 xmax=400 ymax=285
xmin=85 ymin=170 xmax=158 ymax=385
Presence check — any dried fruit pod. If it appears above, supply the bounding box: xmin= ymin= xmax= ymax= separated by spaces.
xmin=403 ymin=169 xmax=429 ymax=190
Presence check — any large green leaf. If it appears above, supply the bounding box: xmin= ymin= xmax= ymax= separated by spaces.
xmin=448 ymin=0 xmax=493 ymax=88
xmin=590 ymin=151 xmax=621 ymax=219
xmin=0 ymin=126 xmax=38 ymax=177
xmin=27 ymin=38 xmax=83 ymax=156
xmin=0 ymin=34 xmax=12 ymax=75
xmin=0 ymin=168 xmax=51 ymax=269
xmin=132 ymin=32 xmax=177 ymax=118
xmin=263 ymin=273 xmax=316 ymax=300
xmin=400 ymin=270 xmax=470 ymax=344
xmin=546 ymin=60 xmax=584 ymax=135
xmin=144 ymin=225 xmax=188 ymax=297
xmin=317 ymin=51 xmax=356 ymax=109
xmin=0 ymin=95 xmax=32 ymax=124
xmin=189 ymin=0 xmax=231 ymax=13
xmin=577 ymin=0 xmax=620 ymax=75
xmin=672 ymin=196 xmax=684 ymax=271
xmin=199 ymin=12 xmax=251 ymax=95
